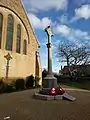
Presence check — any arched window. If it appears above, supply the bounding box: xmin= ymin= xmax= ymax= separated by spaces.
xmin=23 ymin=40 xmax=27 ymax=55
xmin=6 ymin=14 xmax=14 ymax=50
xmin=16 ymin=24 xmax=21 ymax=53
xmin=0 ymin=13 xmax=3 ymax=49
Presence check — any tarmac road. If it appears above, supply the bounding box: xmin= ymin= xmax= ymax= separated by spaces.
xmin=0 ymin=87 xmax=90 ymax=120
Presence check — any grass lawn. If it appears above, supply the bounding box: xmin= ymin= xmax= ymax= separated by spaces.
xmin=60 ymin=81 xmax=90 ymax=90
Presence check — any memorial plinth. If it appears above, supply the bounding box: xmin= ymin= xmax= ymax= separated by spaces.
xmin=34 ymin=26 xmax=76 ymax=101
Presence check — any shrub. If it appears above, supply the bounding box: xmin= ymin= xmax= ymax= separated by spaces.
xmin=42 ymin=69 xmax=48 ymax=79
xmin=5 ymin=84 xmax=15 ymax=93
xmin=35 ymin=76 xmax=40 ymax=87
xmin=26 ymin=75 xmax=34 ymax=88
xmin=15 ymin=78 xmax=25 ymax=90
xmin=0 ymin=80 xmax=6 ymax=93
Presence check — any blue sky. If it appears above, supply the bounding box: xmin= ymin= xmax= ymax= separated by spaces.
xmin=22 ymin=0 xmax=90 ymax=72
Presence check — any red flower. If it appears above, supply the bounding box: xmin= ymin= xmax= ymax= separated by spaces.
xmin=56 ymin=87 xmax=65 ymax=95
xmin=49 ymin=87 xmax=65 ymax=96
xmin=49 ymin=88 xmax=56 ymax=96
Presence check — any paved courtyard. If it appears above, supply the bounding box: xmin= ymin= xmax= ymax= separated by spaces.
xmin=0 ymin=86 xmax=90 ymax=120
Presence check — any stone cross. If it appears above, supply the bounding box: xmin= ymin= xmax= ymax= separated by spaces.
xmin=45 ymin=26 xmax=53 ymax=43
xmin=45 ymin=26 xmax=53 ymax=74
xmin=4 ymin=53 xmax=12 ymax=80
xmin=42 ymin=26 xmax=57 ymax=88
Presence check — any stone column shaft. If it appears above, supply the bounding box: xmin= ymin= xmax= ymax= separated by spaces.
xmin=42 ymin=26 xmax=57 ymax=88
xmin=47 ymin=34 xmax=52 ymax=74
xmin=47 ymin=48 xmax=52 ymax=74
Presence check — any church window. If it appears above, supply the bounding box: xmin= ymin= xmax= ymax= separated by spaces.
xmin=16 ymin=24 xmax=21 ymax=53
xmin=6 ymin=14 xmax=14 ymax=50
xmin=23 ymin=40 xmax=27 ymax=55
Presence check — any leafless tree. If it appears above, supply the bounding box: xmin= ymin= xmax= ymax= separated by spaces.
xmin=57 ymin=43 xmax=90 ymax=66
xmin=56 ymin=43 xmax=90 ymax=79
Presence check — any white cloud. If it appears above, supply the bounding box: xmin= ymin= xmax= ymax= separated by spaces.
xmin=54 ymin=24 xmax=90 ymax=46
xmin=28 ymin=12 xmax=90 ymax=47
xmin=28 ymin=13 xmax=42 ymax=29
xmin=75 ymin=4 xmax=90 ymax=19
xmin=28 ymin=13 xmax=52 ymax=29
xmin=54 ymin=25 xmax=70 ymax=36
xmin=23 ymin=0 xmax=68 ymax=12
xmin=71 ymin=4 xmax=90 ymax=22
xmin=73 ymin=29 xmax=88 ymax=39
xmin=41 ymin=17 xmax=52 ymax=29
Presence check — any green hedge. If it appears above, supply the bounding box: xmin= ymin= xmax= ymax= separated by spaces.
xmin=54 ymin=74 xmax=90 ymax=83
xmin=61 ymin=81 xmax=90 ymax=90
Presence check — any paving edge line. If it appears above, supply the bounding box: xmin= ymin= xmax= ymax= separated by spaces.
xmin=65 ymin=88 xmax=90 ymax=92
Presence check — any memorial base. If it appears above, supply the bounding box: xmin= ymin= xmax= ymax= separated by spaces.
xmin=34 ymin=92 xmax=76 ymax=101
xmin=34 ymin=74 xmax=76 ymax=101
xmin=43 ymin=74 xmax=57 ymax=88
xmin=34 ymin=88 xmax=76 ymax=101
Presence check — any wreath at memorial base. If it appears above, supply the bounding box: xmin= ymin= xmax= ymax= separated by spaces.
xmin=49 ymin=86 xmax=65 ymax=96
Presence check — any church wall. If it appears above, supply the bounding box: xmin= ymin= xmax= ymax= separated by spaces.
xmin=0 ymin=0 xmax=42 ymax=85
xmin=0 ymin=51 xmax=36 ymax=78
xmin=0 ymin=7 xmax=36 ymax=80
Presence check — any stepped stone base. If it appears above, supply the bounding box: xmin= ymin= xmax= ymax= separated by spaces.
xmin=34 ymin=93 xmax=55 ymax=100
xmin=34 ymin=93 xmax=63 ymax=100
xmin=34 ymin=92 xmax=76 ymax=101
xmin=55 ymin=95 xmax=63 ymax=100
